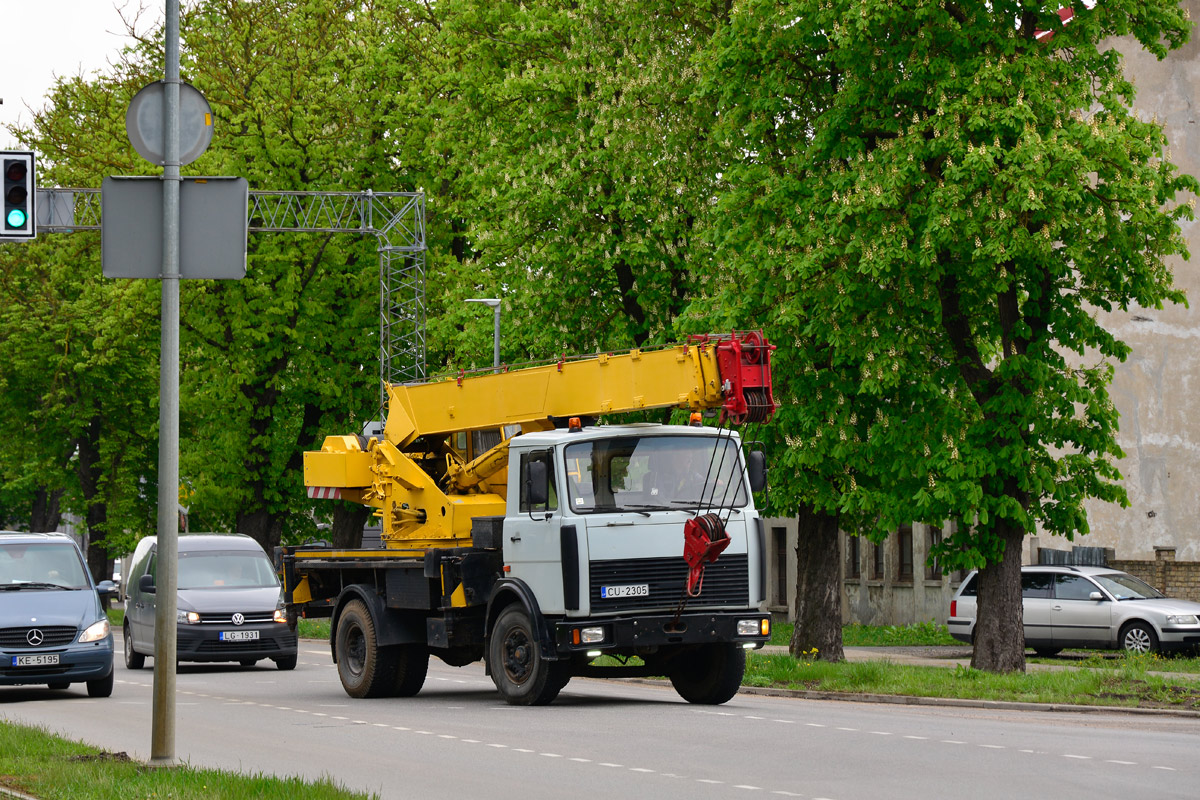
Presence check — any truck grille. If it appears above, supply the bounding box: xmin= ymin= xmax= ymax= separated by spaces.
xmin=0 ymin=626 xmax=78 ymax=648
xmin=589 ymin=554 xmax=749 ymax=612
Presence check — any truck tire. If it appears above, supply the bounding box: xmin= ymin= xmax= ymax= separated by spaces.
xmin=668 ymin=643 xmax=745 ymax=705
xmin=488 ymin=606 xmax=569 ymax=706
xmin=335 ymin=599 xmax=398 ymax=698
xmin=391 ymin=644 xmax=429 ymax=697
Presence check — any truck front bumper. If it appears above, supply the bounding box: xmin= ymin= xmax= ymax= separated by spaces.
xmin=553 ymin=611 xmax=770 ymax=653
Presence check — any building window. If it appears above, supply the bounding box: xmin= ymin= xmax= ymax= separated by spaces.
xmin=846 ymin=535 xmax=861 ymax=579
xmin=872 ymin=542 xmax=885 ymax=580
xmin=772 ymin=527 xmax=788 ymax=607
xmin=925 ymin=526 xmax=943 ymax=580
xmin=898 ymin=524 xmax=913 ymax=582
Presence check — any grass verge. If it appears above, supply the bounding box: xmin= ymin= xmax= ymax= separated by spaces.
xmin=743 ymin=649 xmax=1200 ymax=709
xmin=769 ymin=620 xmax=958 ymax=648
xmin=0 ymin=721 xmax=375 ymax=800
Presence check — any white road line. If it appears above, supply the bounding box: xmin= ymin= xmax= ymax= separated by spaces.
xmin=836 ymin=727 xmax=857 ymax=732
xmin=540 ymin=753 xmax=562 ymax=758
xmin=1105 ymin=760 xmax=1135 ymax=765
xmin=1152 ymin=766 xmax=1177 ymax=771
xmin=773 ymin=719 xmax=795 ymax=724
xmin=733 ymin=785 xmax=762 ymax=791
xmin=630 ymin=768 xmax=654 ymax=773
xmin=979 ymin=745 xmax=1005 ymax=750
xmin=806 ymin=723 xmax=826 ymax=728
xmin=941 ymin=740 xmax=966 ymax=745
xmin=869 ymin=731 xmax=891 ymax=736
xmin=599 ymin=762 xmax=623 ymax=768
xmin=488 ymin=744 xmax=508 ymax=749
xmin=570 ymin=758 xmax=591 ymax=763
xmin=904 ymin=735 xmax=928 ymax=740
xmin=697 ymin=779 xmax=724 ymax=784
xmin=1062 ymin=755 xmax=1091 ymax=760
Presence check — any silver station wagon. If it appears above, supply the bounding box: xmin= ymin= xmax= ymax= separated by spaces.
xmin=948 ymin=565 xmax=1200 ymax=655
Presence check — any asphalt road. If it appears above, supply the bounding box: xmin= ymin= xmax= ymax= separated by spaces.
xmin=2 ymin=636 xmax=1199 ymax=800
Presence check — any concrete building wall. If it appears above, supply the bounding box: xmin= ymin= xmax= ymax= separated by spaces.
xmin=1077 ymin=1 xmax=1200 ymax=560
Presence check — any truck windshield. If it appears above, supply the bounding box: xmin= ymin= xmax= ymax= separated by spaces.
xmin=563 ymin=435 xmax=749 ymax=513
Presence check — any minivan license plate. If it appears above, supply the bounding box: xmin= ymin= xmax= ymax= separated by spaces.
xmin=600 ymin=584 xmax=649 ymax=599
xmin=219 ymin=630 xmax=259 ymax=642
xmin=13 ymin=653 xmax=59 ymax=667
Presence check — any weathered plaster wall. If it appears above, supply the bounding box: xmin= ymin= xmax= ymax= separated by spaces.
xmin=1076 ymin=2 xmax=1200 ymax=560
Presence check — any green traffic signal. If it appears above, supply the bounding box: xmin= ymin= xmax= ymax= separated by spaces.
xmin=7 ymin=208 xmax=27 ymax=228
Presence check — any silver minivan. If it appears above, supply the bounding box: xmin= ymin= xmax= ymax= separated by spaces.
xmin=948 ymin=564 xmax=1200 ymax=655
xmin=123 ymin=533 xmax=297 ymax=670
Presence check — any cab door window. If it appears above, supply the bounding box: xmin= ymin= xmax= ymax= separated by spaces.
xmin=519 ymin=451 xmax=558 ymax=512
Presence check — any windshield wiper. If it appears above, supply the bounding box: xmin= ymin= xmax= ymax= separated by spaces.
xmin=0 ymin=581 xmax=70 ymax=591
xmin=624 ymin=504 xmax=683 ymax=516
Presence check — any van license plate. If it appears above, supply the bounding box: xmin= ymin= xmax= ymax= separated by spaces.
xmin=600 ymin=584 xmax=649 ymax=599
xmin=219 ymin=631 xmax=259 ymax=642
xmin=13 ymin=654 xmax=59 ymax=667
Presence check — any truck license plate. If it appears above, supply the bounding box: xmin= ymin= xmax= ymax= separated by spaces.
xmin=13 ymin=653 xmax=59 ymax=667
xmin=219 ymin=630 xmax=259 ymax=642
xmin=600 ymin=584 xmax=649 ymax=599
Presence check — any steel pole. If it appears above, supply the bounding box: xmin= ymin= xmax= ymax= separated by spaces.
xmin=150 ymin=0 xmax=181 ymax=767
xmin=492 ymin=304 xmax=501 ymax=371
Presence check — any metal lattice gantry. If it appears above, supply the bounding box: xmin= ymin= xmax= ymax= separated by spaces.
xmin=36 ymin=187 xmax=427 ymax=386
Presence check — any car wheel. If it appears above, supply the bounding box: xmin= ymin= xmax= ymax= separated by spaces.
xmin=1121 ymin=621 xmax=1159 ymax=654
xmin=47 ymin=681 xmax=70 ymax=690
xmin=390 ymin=644 xmax=429 ymax=697
xmin=273 ymin=654 xmax=298 ymax=671
xmin=87 ymin=671 xmax=114 ymax=698
xmin=239 ymin=659 xmax=258 ymax=667
xmin=124 ymin=623 xmax=145 ymax=670
xmin=1032 ymin=647 xmax=1062 ymax=657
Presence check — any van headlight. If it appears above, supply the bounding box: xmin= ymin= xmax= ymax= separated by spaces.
xmin=177 ymin=610 xmax=201 ymax=624
xmin=79 ymin=619 xmax=111 ymax=643
xmin=1166 ymin=614 xmax=1199 ymax=625
xmin=273 ymin=608 xmax=287 ymax=624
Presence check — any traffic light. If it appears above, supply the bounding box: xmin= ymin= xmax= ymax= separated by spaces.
xmin=1 ymin=151 xmax=36 ymax=240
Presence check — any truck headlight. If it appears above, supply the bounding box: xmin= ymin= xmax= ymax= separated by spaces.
xmin=79 ymin=619 xmax=110 ymax=643
xmin=177 ymin=610 xmax=200 ymax=624
xmin=1166 ymin=614 xmax=1199 ymax=625
xmin=737 ymin=618 xmax=766 ymax=636
xmin=580 ymin=626 xmax=605 ymax=644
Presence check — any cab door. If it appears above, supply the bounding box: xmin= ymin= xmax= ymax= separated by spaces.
xmin=504 ymin=449 xmax=572 ymax=615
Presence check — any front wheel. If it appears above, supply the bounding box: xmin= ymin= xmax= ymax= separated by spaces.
xmin=87 ymin=671 xmax=114 ymax=698
xmin=273 ymin=654 xmax=298 ymax=671
xmin=47 ymin=681 xmax=70 ymax=690
xmin=1121 ymin=621 xmax=1159 ymax=655
xmin=669 ymin=643 xmax=745 ymax=705
xmin=124 ymin=624 xmax=145 ymax=670
xmin=488 ymin=606 xmax=569 ymax=706
xmin=1032 ymin=647 xmax=1062 ymax=658
xmin=335 ymin=599 xmax=397 ymax=698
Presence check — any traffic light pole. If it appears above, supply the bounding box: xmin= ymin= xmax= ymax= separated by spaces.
xmin=149 ymin=0 xmax=181 ymax=768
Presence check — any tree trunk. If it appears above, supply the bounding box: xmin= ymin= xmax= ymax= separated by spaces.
xmin=970 ymin=520 xmax=1026 ymax=673
xmin=29 ymin=487 xmax=63 ymax=532
xmin=237 ymin=510 xmax=284 ymax=555
xmin=790 ymin=503 xmax=845 ymax=662
xmin=331 ymin=503 xmax=371 ymax=549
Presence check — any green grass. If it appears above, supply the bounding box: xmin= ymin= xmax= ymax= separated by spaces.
xmin=1028 ymin=650 xmax=1200 ymax=675
xmin=743 ymin=650 xmax=1200 ymax=709
xmin=0 ymin=721 xmax=375 ymax=800
xmin=297 ymin=617 xmax=332 ymax=640
xmin=769 ymin=620 xmax=958 ymax=648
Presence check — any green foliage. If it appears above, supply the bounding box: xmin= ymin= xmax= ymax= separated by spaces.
xmin=703 ymin=1 xmax=1196 ymax=572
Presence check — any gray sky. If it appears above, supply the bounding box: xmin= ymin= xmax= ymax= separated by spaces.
xmin=1 ymin=2 xmax=160 ymax=148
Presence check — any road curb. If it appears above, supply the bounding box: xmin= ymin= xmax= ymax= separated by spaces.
xmin=616 ymin=677 xmax=1200 ymax=718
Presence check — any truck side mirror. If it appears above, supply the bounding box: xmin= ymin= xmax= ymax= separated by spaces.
xmin=747 ymin=451 xmax=767 ymax=493
xmin=525 ymin=460 xmax=549 ymax=507
xmin=139 ymin=573 xmax=156 ymax=594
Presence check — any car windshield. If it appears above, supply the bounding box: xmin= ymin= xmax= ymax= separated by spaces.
xmin=563 ymin=434 xmax=749 ymax=514
xmin=0 ymin=542 xmax=90 ymax=589
xmin=177 ymin=550 xmax=279 ymax=589
xmin=1092 ymin=573 xmax=1165 ymax=600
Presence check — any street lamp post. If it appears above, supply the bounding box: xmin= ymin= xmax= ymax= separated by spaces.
xmin=465 ymin=298 xmax=501 ymax=371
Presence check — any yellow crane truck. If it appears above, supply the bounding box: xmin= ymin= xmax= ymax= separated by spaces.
xmin=279 ymin=331 xmax=777 ymax=705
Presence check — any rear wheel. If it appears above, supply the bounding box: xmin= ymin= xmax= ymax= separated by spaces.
xmin=87 ymin=671 xmax=114 ymax=698
xmin=669 ymin=643 xmax=745 ymax=705
xmin=391 ymin=644 xmax=430 ymax=697
xmin=335 ymin=600 xmax=396 ymax=698
xmin=1032 ymin=647 xmax=1062 ymax=658
xmin=1121 ymin=621 xmax=1159 ymax=655
xmin=488 ymin=606 xmax=568 ymax=706
xmin=124 ymin=623 xmax=145 ymax=670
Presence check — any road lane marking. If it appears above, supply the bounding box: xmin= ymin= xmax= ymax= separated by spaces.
xmin=904 ymin=736 xmax=928 ymax=740
xmin=1152 ymin=766 xmax=1176 ymax=771
xmin=1062 ymin=755 xmax=1091 ymax=760
xmin=978 ymin=745 xmax=1005 ymax=750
